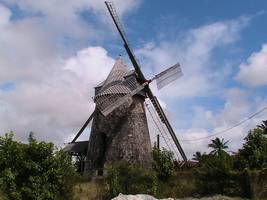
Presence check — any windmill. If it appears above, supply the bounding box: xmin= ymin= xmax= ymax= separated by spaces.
xmin=64 ymin=1 xmax=187 ymax=175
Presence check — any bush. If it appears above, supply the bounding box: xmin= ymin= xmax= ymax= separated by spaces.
xmin=195 ymin=153 xmax=241 ymax=196
xmin=234 ymin=128 xmax=267 ymax=170
xmin=156 ymin=171 xmax=197 ymax=198
xmin=0 ymin=132 xmax=78 ymax=200
xmin=152 ymin=147 xmax=174 ymax=181
xmin=106 ymin=163 xmax=157 ymax=198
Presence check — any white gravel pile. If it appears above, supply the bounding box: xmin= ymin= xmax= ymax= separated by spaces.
xmin=111 ymin=194 xmax=245 ymax=200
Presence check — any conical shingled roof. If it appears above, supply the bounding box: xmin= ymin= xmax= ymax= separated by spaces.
xmin=95 ymin=58 xmax=131 ymax=97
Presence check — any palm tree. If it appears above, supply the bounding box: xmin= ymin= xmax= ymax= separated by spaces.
xmin=193 ymin=151 xmax=203 ymax=162
xmin=257 ymin=120 xmax=267 ymax=135
xmin=208 ymin=137 xmax=229 ymax=155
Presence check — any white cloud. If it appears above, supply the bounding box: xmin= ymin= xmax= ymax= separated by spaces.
xmin=135 ymin=17 xmax=267 ymax=159
xmin=178 ymin=128 xmax=210 ymax=158
xmin=0 ymin=4 xmax=11 ymax=26
xmin=65 ymin=47 xmax=113 ymax=84
xmin=3 ymin=0 xmax=141 ymax=21
xmin=0 ymin=0 xmax=142 ymax=82
xmin=236 ymin=44 xmax=267 ymax=87
xmin=135 ymin=17 xmax=254 ymax=159
xmin=0 ymin=0 xmax=140 ymax=144
xmin=137 ymin=17 xmax=249 ymax=99
xmin=215 ymin=88 xmax=251 ymax=126
xmin=1 ymin=0 xmax=142 ymax=45
xmin=0 ymin=18 xmax=58 ymax=82
xmin=0 ymin=46 xmax=113 ymax=145
xmin=177 ymin=88 xmax=267 ymax=158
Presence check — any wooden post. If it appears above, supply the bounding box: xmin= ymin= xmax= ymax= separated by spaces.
xmin=157 ymin=134 xmax=160 ymax=149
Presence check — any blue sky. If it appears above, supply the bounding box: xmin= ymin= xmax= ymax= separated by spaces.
xmin=0 ymin=0 xmax=267 ymax=158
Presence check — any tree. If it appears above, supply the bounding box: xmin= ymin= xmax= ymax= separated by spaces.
xmin=152 ymin=147 xmax=174 ymax=181
xmin=208 ymin=137 xmax=229 ymax=156
xmin=0 ymin=132 xmax=78 ymax=200
xmin=193 ymin=151 xmax=204 ymax=162
xmin=257 ymin=120 xmax=267 ymax=135
xmin=196 ymin=152 xmax=235 ymax=195
xmin=235 ymin=128 xmax=267 ymax=169
xmin=197 ymin=138 xmax=235 ymax=195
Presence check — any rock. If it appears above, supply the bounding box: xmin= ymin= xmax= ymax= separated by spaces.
xmin=111 ymin=194 xmax=245 ymax=200
xmin=111 ymin=194 xmax=158 ymax=200
xmin=111 ymin=194 xmax=175 ymax=200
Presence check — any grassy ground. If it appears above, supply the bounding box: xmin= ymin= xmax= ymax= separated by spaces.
xmin=176 ymin=196 xmax=246 ymax=200
xmin=73 ymin=177 xmax=108 ymax=200
xmin=72 ymin=179 xmax=246 ymax=200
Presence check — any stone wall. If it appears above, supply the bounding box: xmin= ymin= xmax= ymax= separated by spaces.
xmin=84 ymin=95 xmax=152 ymax=175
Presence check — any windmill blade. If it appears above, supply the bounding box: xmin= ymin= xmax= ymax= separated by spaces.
xmin=105 ymin=1 xmax=146 ymax=81
xmin=71 ymin=111 xmax=95 ymax=143
xmin=101 ymin=94 xmax=133 ymax=116
xmin=154 ymin=63 xmax=183 ymax=90
xmin=146 ymin=88 xmax=187 ymax=162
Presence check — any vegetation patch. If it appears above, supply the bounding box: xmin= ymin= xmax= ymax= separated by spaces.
xmin=0 ymin=132 xmax=78 ymax=200
xmin=1 ymin=121 xmax=267 ymax=199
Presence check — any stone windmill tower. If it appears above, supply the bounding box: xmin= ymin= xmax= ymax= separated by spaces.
xmin=84 ymin=58 xmax=152 ymax=174
xmin=64 ymin=1 xmax=187 ymax=175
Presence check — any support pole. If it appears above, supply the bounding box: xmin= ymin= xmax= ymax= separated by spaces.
xmin=157 ymin=134 xmax=160 ymax=149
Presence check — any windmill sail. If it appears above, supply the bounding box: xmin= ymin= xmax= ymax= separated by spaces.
xmin=105 ymin=1 xmax=146 ymax=81
xmin=155 ymin=63 xmax=183 ymax=90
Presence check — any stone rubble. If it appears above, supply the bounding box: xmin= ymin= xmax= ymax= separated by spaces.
xmin=111 ymin=194 xmax=245 ymax=200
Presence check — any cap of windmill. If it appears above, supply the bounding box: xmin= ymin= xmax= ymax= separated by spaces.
xmin=97 ymin=58 xmax=130 ymax=95
xmin=94 ymin=58 xmax=144 ymax=116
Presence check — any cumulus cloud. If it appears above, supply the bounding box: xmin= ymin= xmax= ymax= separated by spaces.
xmin=2 ymin=0 xmax=141 ymax=37
xmin=135 ymin=17 xmax=267 ymax=159
xmin=4 ymin=0 xmax=140 ymax=17
xmin=177 ymin=88 xmax=267 ymax=158
xmin=137 ymin=17 xmax=249 ymax=99
xmin=0 ymin=4 xmax=11 ymax=26
xmin=236 ymin=44 xmax=267 ymax=87
xmin=0 ymin=46 xmax=113 ymax=144
xmin=0 ymin=0 xmax=140 ymax=144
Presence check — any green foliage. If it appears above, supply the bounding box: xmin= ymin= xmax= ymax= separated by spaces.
xmin=156 ymin=171 xmax=197 ymax=199
xmin=192 ymin=151 xmax=205 ymax=163
xmin=208 ymin=137 xmax=229 ymax=156
xmin=106 ymin=163 xmax=157 ymax=198
xmin=234 ymin=128 xmax=267 ymax=170
xmin=152 ymin=147 xmax=174 ymax=180
xmin=0 ymin=132 xmax=78 ymax=200
xmin=257 ymin=120 xmax=267 ymax=135
xmin=195 ymin=138 xmax=241 ymax=196
xmin=196 ymin=153 xmax=240 ymax=196
xmin=194 ymin=126 xmax=267 ymax=198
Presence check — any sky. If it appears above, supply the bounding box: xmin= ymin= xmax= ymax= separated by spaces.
xmin=0 ymin=0 xmax=267 ymax=159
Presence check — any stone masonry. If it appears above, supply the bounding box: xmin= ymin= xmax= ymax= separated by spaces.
xmin=84 ymin=59 xmax=152 ymax=175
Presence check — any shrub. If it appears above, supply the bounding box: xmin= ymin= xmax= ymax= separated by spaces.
xmin=195 ymin=153 xmax=241 ymax=196
xmin=106 ymin=163 xmax=157 ymax=198
xmin=0 ymin=132 xmax=78 ymax=200
xmin=152 ymin=147 xmax=174 ymax=181
xmin=234 ymin=128 xmax=267 ymax=170
xmin=156 ymin=171 xmax=198 ymax=199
